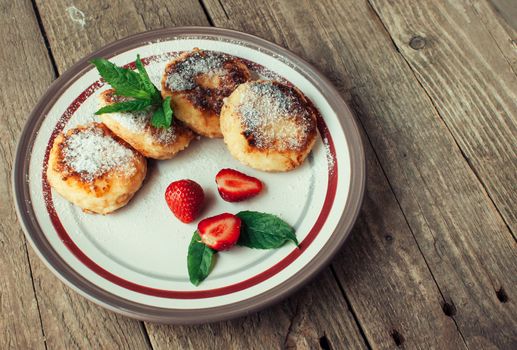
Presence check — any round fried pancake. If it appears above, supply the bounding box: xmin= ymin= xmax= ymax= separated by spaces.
xmin=98 ymin=89 xmax=194 ymax=160
xmin=220 ymin=80 xmax=317 ymax=172
xmin=161 ymin=48 xmax=251 ymax=138
xmin=47 ymin=122 xmax=147 ymax=214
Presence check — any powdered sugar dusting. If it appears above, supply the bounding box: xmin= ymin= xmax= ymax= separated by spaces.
xmin=238 ymin=81 xmax=313 ymax=151
xmin=321 ymin=135 xmax=335 ymax=172
xmin=165 ymin=51 xmax=229 ymax=91
xmin=109 ymin=108 xmax=179 ymax=145
xmin=62 ymin=124 xmax=136 ymax=182
xmin=101 ymin=93 xmax=178 ymax=145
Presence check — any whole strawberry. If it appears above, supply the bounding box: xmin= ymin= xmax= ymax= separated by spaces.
xmin=165 ymin=180 xmax=204 ymax=223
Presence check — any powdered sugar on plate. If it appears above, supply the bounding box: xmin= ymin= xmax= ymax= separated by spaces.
xmin=62 ymin=124 xmax=137 ymax=182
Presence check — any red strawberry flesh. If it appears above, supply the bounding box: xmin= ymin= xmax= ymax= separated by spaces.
xmin=198 ymin=213 xmax=241 ymax=251
xmin=215 ymin=168 xmax=263 ymax=202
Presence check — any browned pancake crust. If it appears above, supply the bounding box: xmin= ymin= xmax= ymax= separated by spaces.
xmin=220 ymin=80 xmax=318 ymax=172
xmin=50 ymin=123 xmax=145 ymax=197
xmin=161 ymin=48 xmax=251 ymax=137
xmin=241 ymin=81 xmax=317 ymax=153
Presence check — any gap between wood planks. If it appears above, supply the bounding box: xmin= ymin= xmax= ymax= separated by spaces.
xmin=198 ymin=0 xmax=469 ymax=348
xmin=195 ymin=1 xmax=374 ymax=347
xmin=348 ymin=94 xmax=471 ymax=349
xmin=365 ymin=0 xmax=516 ymax=241
xmin=24 ymin=1 xmax=362 ymax=348
xmin=16 ymin=2 xmax=61 ymax=350
xmin=204 ymin=0 xmax=515 ymax=348
xmin=30 ymin=0 xmax=59 ymax=76
xmin=24 ymin=0 xmax=511 ymax=347
xmin=26 ymin=1 xmax=156 ymax=349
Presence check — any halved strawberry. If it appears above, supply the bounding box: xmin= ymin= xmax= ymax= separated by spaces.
xmin=215 ymin=168 xmax=263 ymax=202
xmin=198 ymin=213 xmax=241 ymax=251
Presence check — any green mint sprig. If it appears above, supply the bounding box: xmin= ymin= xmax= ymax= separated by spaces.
xmin=91 ymin=55 xmax=173 ymax=128
xmin=236 ymin=211 xmax=298 ymax=249
xmin=187 ymin=211 xmax=297 ymax=286
xmin=187 ymin=231 xmax=216 ymax=286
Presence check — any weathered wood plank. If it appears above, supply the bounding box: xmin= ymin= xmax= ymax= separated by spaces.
xmin=35 ymin=0 xmax=207 ymax=73
xmin=203 ymin=0 xmax=472 ymax=349
xmin=369 ymin=0 xmax=517 ymax=237
xmin=28 ymin=254 xmax=151 ymax=349
xmin=0 ymin=1 xmax=53 ymax=349
xmin=149 ymin=270 xmax=368 ymax=350
xmin=24 ymin=0 xmax=204 ymax=348
xmin=489 ymin=0 xmax=517 ymax=32
xmin=35 ymin=1 xmax=369 ymax=348
xmin=205 ymin=0 xmax=517 ymax=348
xmin=474 ymin=0 xmax=517 ymax=74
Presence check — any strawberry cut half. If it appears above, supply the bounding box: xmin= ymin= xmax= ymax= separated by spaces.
xmin=198 ymin=213 xmax=242 ymax=251
xmin=215 ymin=168 xmax=263 ymax=202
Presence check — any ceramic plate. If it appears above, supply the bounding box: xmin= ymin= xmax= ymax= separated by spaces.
xmin=13 ymin=27 xmax=365 ymax=323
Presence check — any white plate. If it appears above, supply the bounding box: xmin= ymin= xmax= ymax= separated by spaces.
xmin=13 ymin=27 xmax=365 ymax=323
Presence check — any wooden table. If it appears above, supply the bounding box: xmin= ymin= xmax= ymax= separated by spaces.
xmin=1 ymin=0 xmax=516 ymax=349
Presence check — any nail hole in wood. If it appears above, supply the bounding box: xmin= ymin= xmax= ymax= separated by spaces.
xmin=496 ymin=287 xmax=509 ymax=303
xmin=442 ymin=301 xmax=457 ymax=317
xmin=319 ymin=335 xmax=332 ymax=350
xmin=409 ymin=36 xmax=426 ymax=50
xmin=391 ymin=330 xmax=405 ymax=347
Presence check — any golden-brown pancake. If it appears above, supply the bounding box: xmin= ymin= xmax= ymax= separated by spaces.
xmin=161 ymin=48 xmax=251 ymax=138
xmin=47 ymin=122 xmax=147 ymax=214
xmin=220 ymin=80 xmax=317 ymax=172
xmin=98 ymin=89 xmax=194 ymax=160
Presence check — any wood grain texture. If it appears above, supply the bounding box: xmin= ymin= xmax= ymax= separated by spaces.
xmin=205 ymin=0 xmax=517 ymax=348
xmin=149 ymin=270 xmax=367 ymax=350
xmin=33 ymin=1 xmax=369 ymax=349
xmin=24 ymin=0 xmax=204 ymax=349
xmin=474 ymin=0 xmax=517 ymax=74
xmin=369 ymin=0 xmax=517 ymax=237
xmin=28 ymin=249 xmax=151 ymax=350
xmin=203 ymin=0 xmax=470 ymax=349
xmin=0 ymin=1 xmax=53 ymax=349
xmin=489 ymin=0 xmax=517 ymax=31
xmin=35 ymin=0 xmax=207 ymax=73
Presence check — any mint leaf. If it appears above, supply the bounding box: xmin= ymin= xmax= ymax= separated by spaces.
xmin=135 ymin=54 xmax=161 ymax=104
xmin=150 ymin=106 xmax=166 ymax=128
xmin=236 ymin=211 xmax=298 ymax=249
xmin=93 ymin=55 xmax=175 ymax=129
xmin=94 ymin=99 xmax=152 ymax=115
xmin=187 ymin=231 xmax=215 ymax=286
xmin=91 ymin=58 xmax=151 ymax=100
xmin=150 ymin=97 xmax=173 ymax=128
xmin=162 ymin=96 xmax=173 ymax=126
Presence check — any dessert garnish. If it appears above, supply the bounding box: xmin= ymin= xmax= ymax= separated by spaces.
xmin=215 ymin=168 xmax=263 ymax=202
xmin=91 ymin=55 xmax=174 ymax=128
xmin=198 ymin=213 xmax=242 ymax=251
xmin=165 ymin=179 xmax=205 ymax=223
xmin=187 ymin=211 xmax=298 ymax=286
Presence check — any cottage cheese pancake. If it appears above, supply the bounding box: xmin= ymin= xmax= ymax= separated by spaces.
xmin=98 ymin=89 xmax=194 ymax=160
xmin=47 ymin=123 xmax=147 ymax=214
xmin=161 ymin=49 xmax=251 ymax=138
xmin=220 ymin=80 xmax=317 ymax=172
